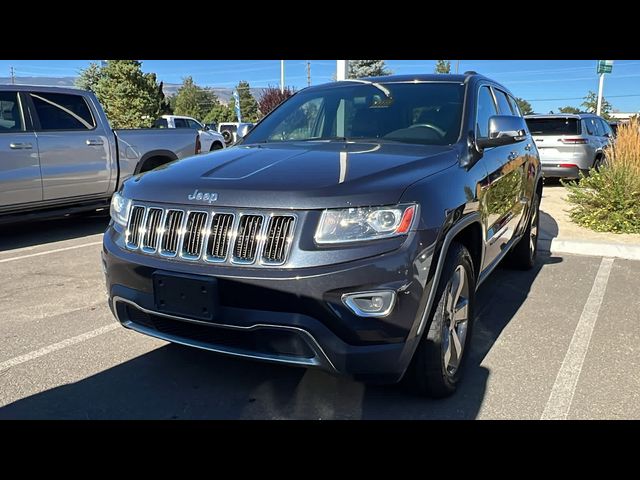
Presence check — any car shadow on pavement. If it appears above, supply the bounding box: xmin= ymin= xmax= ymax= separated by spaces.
xmin=0 ymin=212 xmax=109 ymax=252
xmin=0 ymin=253 xmax=561 ymax=420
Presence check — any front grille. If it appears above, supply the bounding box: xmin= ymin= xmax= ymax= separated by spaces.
xmin=126 ymin=206 xmax=145 ymax=248
xmin=160 ymin=210 xmax=184 ymax=256
xmin=262 ymin=216 xmax=295 ymax=264
xmin=124 ymin=205 xmax=296 ymax=267
xmin=182 ymin=212 xmax=208 ymax=258
xmin=206 ymin=213 xmax=234 ymax=261
xmin=142 ymin=208 xmax=163 ymax=252
xmin=233 ymin=215 xmax=264 ymax=263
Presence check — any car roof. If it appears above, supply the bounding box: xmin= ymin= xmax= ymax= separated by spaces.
xmin=0 ymin=84 xmax=86 ymax=94
xmin=525 ymin=113 xmax=597 ymax=119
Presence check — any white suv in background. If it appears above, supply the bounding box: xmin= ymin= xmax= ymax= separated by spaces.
xmin=154 ymin=115 xmax=226 ymax=153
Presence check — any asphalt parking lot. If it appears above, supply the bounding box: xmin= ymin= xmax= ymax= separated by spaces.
xmin=1 ymin=194 xmax=639 ymax=419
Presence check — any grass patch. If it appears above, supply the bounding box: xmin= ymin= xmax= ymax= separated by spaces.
xmin=563 ymin=117 xmax=640 ymax=234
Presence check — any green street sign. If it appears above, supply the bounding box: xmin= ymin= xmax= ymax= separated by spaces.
xmin=597 ymin=60 xmax=614 ymax=74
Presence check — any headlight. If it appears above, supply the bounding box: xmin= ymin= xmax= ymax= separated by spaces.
xmin=110 ymin=192 xmax=131 ymax=227
xmin=315 ymin=204 xmax=416 ymax=244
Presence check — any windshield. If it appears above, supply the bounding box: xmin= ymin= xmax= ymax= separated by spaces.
xmin=243 ymin=82 xmax=465 ymax=146
xmin=526 ymin=117 xmax=581 ymax=136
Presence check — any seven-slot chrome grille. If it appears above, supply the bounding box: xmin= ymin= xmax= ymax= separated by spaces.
xmin=124 ymin=204 xmax=296 ymax=266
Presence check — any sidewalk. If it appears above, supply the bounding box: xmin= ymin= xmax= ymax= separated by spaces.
xmin=539 ymin=182 xmax=640 ymax=260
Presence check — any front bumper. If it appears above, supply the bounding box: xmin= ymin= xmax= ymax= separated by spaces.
xmin=103 ymin=225 xmax=437 ymax=383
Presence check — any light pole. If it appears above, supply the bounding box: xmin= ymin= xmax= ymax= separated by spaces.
xmin=596 ymin=72 xmax=605 ymax=116
xmin=280 ymin=60 xmax=285 ymax=94
xmin=336 ymin=60 xmax=348 ymax=80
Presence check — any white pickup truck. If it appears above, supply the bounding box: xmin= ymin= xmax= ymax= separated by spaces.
xmin=0 ymin=85 xmax=200 ymax=223
xmin=153 ymin=115 xmax=226 ymax=153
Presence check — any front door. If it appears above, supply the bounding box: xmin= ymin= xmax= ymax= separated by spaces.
xmin=0 ymin=90 xmax=42 ymax=207
xmin=27 ymin=91 xmax=111 ymax=200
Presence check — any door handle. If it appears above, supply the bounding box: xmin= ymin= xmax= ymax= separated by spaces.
xmin=524 ymin=144 xmax=532 ymax=151
xmin=86 ymin=139 xmax=104 ymax=146
xmin=9 ymin=142 xmax=33 ymax=149
xmin=508 ymin=151 xmax=518 ymax=161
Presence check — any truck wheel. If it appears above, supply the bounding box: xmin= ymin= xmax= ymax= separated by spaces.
xmin=221 ymin=130 xmax=233 ymax=145
xmin=404 ymin=242 xmax=475 ymax=398
xmin=210 ymin=142 xmax=223 ymax=151
xmin=507 ymin=191 xmax=540 ymax=270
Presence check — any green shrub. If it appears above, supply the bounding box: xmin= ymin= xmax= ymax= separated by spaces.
xmin=563 ymin=118 xmax=640 ymax=234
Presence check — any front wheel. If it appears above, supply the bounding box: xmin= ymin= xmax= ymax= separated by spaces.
xmin=404 ymin=242 xmax=475 ymax=398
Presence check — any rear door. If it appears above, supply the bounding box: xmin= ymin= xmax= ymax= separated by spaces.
xmin=0 ymin=90 xmax=42 ymax=207
xmin=28 ymin=91 xmax=112 ymax=200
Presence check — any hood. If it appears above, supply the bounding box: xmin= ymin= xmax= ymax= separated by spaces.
xmin=122 ymin=141 xmax=458 ymax=209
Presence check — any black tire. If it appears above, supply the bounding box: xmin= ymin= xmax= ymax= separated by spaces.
xmin=507 ymin=190 xmax=540 ymax=270
xmin=221 ymin=130 xmax=233 ymax=145
xmin=404 ymin=242 xmax=476 ymax=398
xmin=210 ymin=142 xmax=223 ymax=151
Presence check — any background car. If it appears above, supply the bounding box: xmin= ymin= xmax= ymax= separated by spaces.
xmin=217 ymin=122 xmax=255 ymax=145
xmin=525 ymin=113 xmax=613 ymax=179
xmin=154 ymin=115 xmax=226 ymax=153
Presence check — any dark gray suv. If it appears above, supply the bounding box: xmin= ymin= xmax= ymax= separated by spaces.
xmin=103 ymin=73 xmax=542 ymax=397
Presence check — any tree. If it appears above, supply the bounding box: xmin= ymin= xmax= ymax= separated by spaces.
xmin=434 ymin=60 xmax=451 ymax=74
xmin=173 ymin=76 xmax=219 ymax=121
xmin=257 ymin=85 xmax=296 ymax=117
xmin=581 ymin=90 xmax=613 ymax=120
xmin=230 ymin=80 xmax=259 ymax=122
xmin=76 ymin=62 xmax=103 ymax=92
xmin=558 ymin=106 xmax=581 ymax=114
xmin=93 ymin=60 xmax=165 ymax=129
xmin=347 ymin=60 xmax=391 ymax=79
xmin=203 ymin=103 xmax=235 ymax=124
xmin=515 ymin=97 xmax=533 ymax=115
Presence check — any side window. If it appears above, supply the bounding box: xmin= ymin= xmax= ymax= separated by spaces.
xmin=507 ymin=95 xmax=522 ymax=117
xmin=476 ymin=86 xmax=498 ymax=138
xmin=599 ymin=119 xmax=612 ymax=136
xmin=30 ymin=92 xmax=95 ymax=131
xmin=493 ymin=88 xmax=514 ymax=116
xmin=591 ymin=118 xmax=604 ymax=136
xmin=173 ymin=118 xmax=188 ymax=128
xmin=153 ymin=118 xmax=168 ymax=128
xmin=583 ymin=119 xmax=594 ymax=135
xmin=0 ymin=91 xmax=24 ymax=132
xmin=186 ymin=119 xmax=202 ymax=130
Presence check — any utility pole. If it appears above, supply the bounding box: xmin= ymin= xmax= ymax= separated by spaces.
xmin=455 ymin=60 xmax=460 ymax=74
xmin=596 ymin=60 xmax=613 ymax=116
xmin=10 ymin=66 xmax=15 ymax=84
xmin=280 ymin=60 xmax=285 ymax=94
xmin=306 ymin=61 xmax=311 ymax=87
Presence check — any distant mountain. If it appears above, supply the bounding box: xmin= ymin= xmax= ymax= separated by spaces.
xmin=0 ymin=76 xmax=265 ymax=105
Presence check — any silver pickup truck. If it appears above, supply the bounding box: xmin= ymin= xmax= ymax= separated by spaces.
xmin=0 ymin=85 xmax=200 ymax=223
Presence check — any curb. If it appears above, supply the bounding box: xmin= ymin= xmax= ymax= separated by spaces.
xmin=538 ymin=238 xmax=640 ymax=261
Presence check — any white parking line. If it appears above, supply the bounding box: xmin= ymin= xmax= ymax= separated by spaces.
xmin=0 ymin=323 xmax=118 ymax=373
xmin=0 ymin=241 xmax=102 ymax=263
xmin=541 ymin=257 xmax=614 ymax=420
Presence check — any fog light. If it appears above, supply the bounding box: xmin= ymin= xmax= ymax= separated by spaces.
xmin=342 ymin=290 xmax=396 ymax=317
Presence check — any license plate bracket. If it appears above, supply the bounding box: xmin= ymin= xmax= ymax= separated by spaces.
xmin=153 ymin=271 xmax=219 ymax=321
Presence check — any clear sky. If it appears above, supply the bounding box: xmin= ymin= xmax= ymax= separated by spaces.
xmin=1 ymin=59 xmax=639 ymax=113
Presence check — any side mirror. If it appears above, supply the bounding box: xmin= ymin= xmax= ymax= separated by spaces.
xmin=202 ymin=125 xmax=210 ymax=131
xmin=236 ymin=123 xmax=252 ymax=140
xmin=476 ymin=115 xmax=527 ymax=149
